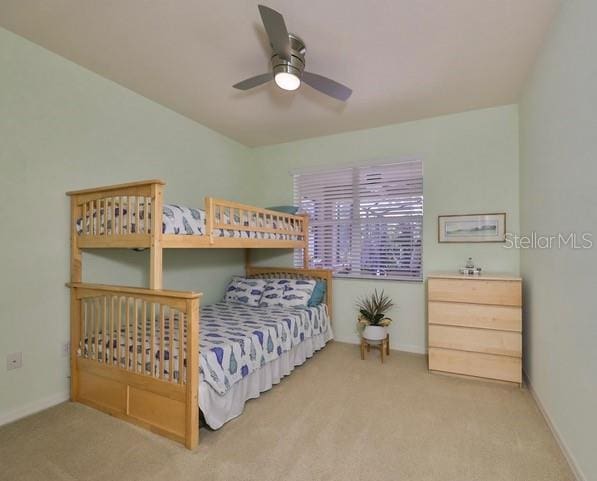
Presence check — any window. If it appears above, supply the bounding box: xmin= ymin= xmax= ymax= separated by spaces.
xmin=293 ymin=160 xmax=423 ymax=281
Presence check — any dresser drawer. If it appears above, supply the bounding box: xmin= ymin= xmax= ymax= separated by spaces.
xmin=429 ymin=347 xmax=522 ymax=383
xmin=429 ymin=324 xmax=522 ymax=357
xmin=428 ymin=278 xmax=522 ymax=306
xmin=428 ymin=301 xmax=522 ymax=332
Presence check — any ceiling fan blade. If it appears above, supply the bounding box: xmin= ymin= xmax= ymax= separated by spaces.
xmin=258 ymin=5 xmax=290 ymax=60
xmin=232 ymin=73 xmax=272 ymax=90
xmin=302 ymin=71 xmax=352 ymax=101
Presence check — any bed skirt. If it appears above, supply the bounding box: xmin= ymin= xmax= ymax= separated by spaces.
xmin=199 ymin=328 xmax=334 ymax=429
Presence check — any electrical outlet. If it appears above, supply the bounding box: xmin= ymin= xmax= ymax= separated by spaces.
xmin=6 ymin=352 xmax=22 ymax=371
xmin=62 ymin=342 xmax=70 ymax=357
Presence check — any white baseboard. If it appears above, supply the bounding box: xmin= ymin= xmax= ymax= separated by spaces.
xmin=334 ymin=337 xmax=427 ymax=355
xmin=524 ymin=371 xmax=586 ymax=481
xmin=392 ymin=343 xmax=427 ymax=355
xmin=0 ymin=391 xmax=69 ymax=427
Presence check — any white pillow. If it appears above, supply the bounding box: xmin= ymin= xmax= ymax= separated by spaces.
xmin=224 ymin=278 xmax=267 ymax=307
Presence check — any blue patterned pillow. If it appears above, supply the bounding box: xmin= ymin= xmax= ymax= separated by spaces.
xmin=279 ymin=279 xmax=317 ymax=308
xmin=258 ymin=279 xmax=287 ymax=307
xmin=256 ymin=278 xmax=318 ymax=308
xmin=224 ymin=278 xmax=267 ymax=307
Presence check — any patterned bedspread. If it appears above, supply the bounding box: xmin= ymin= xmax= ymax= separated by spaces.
xmin=81 ymin=302 xmax=331 ymax=396
xmin=76 ymin=202 xmax=301 ymax=240
xmin=200 ymin=303 xmax=330 ymax=394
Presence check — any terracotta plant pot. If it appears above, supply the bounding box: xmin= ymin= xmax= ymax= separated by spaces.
xmin=362 ymin=325 xmax=387 ymax=345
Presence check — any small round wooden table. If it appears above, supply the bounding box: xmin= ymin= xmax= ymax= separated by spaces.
xmin=360 ymin=334 xmax=390 ymax=363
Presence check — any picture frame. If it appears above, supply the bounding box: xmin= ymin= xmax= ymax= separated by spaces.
xmin=438 ymin=213 xmax=506 ymax=243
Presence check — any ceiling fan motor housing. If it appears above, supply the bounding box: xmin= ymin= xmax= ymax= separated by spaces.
xmin=271 ymin=33 xmax=306 ymax=78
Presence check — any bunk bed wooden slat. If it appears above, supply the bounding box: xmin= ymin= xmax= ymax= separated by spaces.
xmin=150 ymin=303 xmax=156 ymax=378
xmin=159 ymin=304 xmax=165 ymax=380
xmin=118 ymin=297 xmax=123 ymax=366
xmin=128 ymin=196 xmax=132 ymax=234
xmin=169 ymin=309 xmax=174 ymax=382
xmin=133 ymin=299 xmax=138 ymax=373
xmin=178 ymin=311 xmax=184 ymax=386
xmin=81 ymin=202 xmax=87 ymax=235
xmin=110 ymin=297 xmax=115 ymax=366
xmin=125 ymin=297 xmax=130 ymax=369
xmin=119 ymin=196 xmax=125 ymax=235
xmin=92 ymin=302 xmax=96 ymax=350
xmin=136 ymin=197 xmax=141 ymax=234
xmin=142 ymin=300 xmax=147 ymax=374
xmin=102 ymin=296 xmax=108 ymax=362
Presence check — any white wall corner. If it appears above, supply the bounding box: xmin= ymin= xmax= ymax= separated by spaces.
xmin=523 ymin=371 xmax=586 ymax=481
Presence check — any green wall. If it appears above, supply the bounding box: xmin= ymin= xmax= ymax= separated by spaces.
xmin=0 ymin=27 xmax=522 ymax=426
xmin=251 ymin=105 xmax=520 ymax=352
xmin=519 ymin=1 xmax=596 ymax=479
xmin=2 ymin=6 xmax=591 ymax=478
xmin=0 ymin=28 xmax=254 ymax=420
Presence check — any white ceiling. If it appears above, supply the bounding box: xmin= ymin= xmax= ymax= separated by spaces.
xmin=0 ymin=0 xmax=560 ymax=146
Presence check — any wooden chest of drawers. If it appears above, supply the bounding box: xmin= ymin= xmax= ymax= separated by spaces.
xmin=427 ymin=273 xmax=522 ymax=384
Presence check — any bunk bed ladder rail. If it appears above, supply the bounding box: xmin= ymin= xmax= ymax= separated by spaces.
xmin=69 ymin=283 xmax=200 ymax=448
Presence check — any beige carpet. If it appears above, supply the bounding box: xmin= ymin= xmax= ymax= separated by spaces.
xmin=0 ymin=342 xmax=574 ymax=481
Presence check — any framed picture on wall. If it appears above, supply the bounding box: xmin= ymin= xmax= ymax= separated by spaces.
xmin=438 ymin=213 xmax=506 ymax=243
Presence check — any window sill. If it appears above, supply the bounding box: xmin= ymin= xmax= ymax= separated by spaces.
xmin=332 ymin=274 xmax=423 ymax=283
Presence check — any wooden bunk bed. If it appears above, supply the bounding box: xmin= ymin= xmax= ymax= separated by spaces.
xmin=67 ymin=179 xmax=310 ymax=290
xmin=66 ymin=180 xmax=331 ymax=449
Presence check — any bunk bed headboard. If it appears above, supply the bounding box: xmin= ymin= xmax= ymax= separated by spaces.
xmin=66 ymin=179 xmax=165 ymax=288
xmin=245 ymin=266 xmax=333 ymax=319
xmin=66 ymin=179 xmax=165 ymax=249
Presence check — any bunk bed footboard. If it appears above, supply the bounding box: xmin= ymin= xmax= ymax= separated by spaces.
xmin=69 ymin=283 xmax=201 ymax=448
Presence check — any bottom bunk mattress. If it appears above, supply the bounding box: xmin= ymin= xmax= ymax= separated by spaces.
xmin=79 ymin=301 xmax=333 ymax=428
xmin=200 ymin=329 xmax=332 ymax=429
xmin=199 ymin=302 xmax=333 ymax=428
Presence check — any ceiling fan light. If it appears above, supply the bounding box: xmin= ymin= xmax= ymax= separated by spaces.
xmin=274 ymin=72 xmax=300 ymax=91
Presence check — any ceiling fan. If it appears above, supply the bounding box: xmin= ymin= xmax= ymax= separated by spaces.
xmin=233 ymin=5 xmax=352 ymax=101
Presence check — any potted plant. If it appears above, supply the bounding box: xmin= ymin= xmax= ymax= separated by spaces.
xmin=357 ymin=289 xmax=394 ymax=344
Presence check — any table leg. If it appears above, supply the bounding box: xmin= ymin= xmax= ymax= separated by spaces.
xmin=386 ymin=334 xmax=390 ymax=356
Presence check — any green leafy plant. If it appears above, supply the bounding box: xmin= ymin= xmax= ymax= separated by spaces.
xmin=357 ymin=289 xmax=394 ymax=327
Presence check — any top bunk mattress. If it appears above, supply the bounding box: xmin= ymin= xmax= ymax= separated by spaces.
xmin=76 ymin=203 xmax=301 ymax=240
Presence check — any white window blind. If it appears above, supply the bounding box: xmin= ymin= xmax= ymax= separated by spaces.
xmin=293 ymin=160 xmax=423 ymax=281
